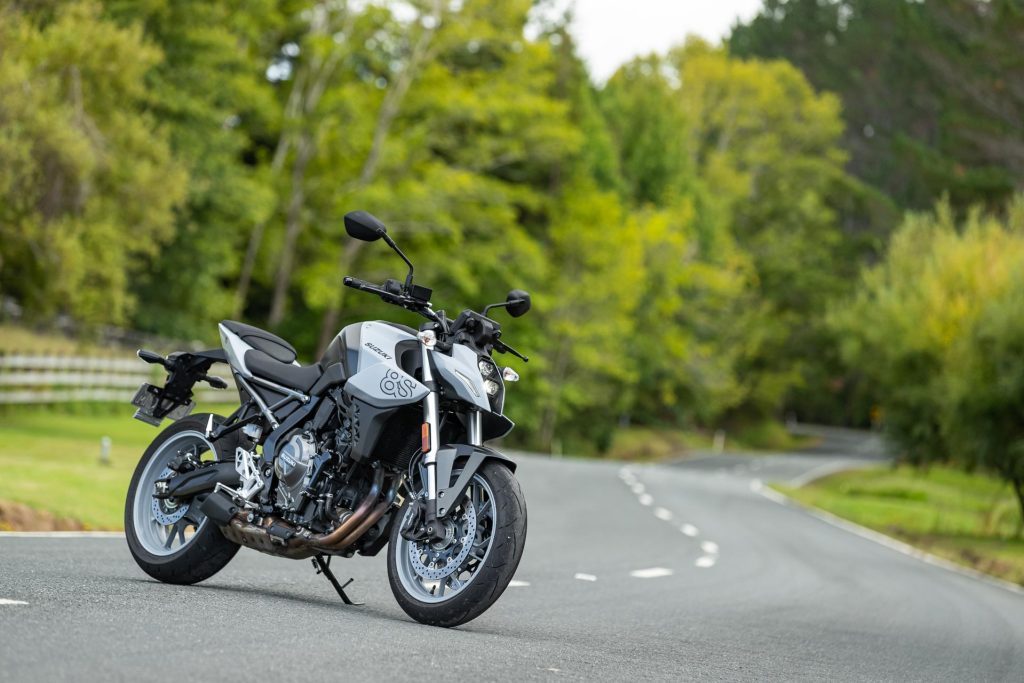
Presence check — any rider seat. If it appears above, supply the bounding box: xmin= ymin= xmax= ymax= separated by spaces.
xmin=221 ymin=320 xmax=323 ymax=392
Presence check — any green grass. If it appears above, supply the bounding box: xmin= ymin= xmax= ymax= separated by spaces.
xmin=0 ymin=404 xmax=237 ymax=529
xmin=728 ymin=418 xmax=815 ymax=451
xmin=777 ymin=465 xmax=1024 ymax=585
xmin=604 ymin=426 xmax=713 ymax=461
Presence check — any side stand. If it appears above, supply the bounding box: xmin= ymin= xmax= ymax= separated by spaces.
xmin=312 ymin=555 xmax=363 ymax=606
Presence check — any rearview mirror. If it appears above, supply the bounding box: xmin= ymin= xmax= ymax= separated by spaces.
xmin=506 ymin=289 xmax=531 ymax=318
xmin=344 ymin=210 xmax=386 ymax=242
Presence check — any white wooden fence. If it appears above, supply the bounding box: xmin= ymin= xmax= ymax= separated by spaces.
xmin=0 ymin=354 xmax=234 ymax=405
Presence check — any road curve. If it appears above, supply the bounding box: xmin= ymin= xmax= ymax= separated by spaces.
xmin=2 ymin=449 xmax=1023 ymax=681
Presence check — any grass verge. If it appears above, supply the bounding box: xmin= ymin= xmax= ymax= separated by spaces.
xmin=0 ymin=404 xmax=236 ymax=530
xmin=776 ymin=465 xmax=1024 ymax=586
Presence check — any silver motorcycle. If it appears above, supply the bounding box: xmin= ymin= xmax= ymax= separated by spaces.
xmin=124 ymin=210 xmax=529 ymax=627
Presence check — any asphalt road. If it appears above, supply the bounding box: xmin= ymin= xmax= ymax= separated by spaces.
xmin=3 ymin=438 xmax=1024 ymax=681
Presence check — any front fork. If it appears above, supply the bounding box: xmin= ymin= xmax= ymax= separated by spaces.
xmin=418 ymin=332 xmax=444 ymax=543
xmin=418 ymin=331 xmax=483 ymax=543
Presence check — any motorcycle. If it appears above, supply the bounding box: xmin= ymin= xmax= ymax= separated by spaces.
xmin=124 ymin=210 xmax=529 ymax=627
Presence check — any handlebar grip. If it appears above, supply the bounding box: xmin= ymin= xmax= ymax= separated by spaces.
xmin=343 ymin=276 xmax=374 ymax=290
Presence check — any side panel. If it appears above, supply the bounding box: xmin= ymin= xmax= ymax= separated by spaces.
xmin=219 ymin=323 xmax=253 ymax=378
xmin=342 ymin=322 xmax=427 ymax=409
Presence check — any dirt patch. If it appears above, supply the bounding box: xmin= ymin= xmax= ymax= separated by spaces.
xmin=0 ymin=500 xmax=87 ymax=531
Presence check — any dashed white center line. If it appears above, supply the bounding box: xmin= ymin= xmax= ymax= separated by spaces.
xmin=637 ymin=493 xmax=653 ymax=506
xmin=680 ymin=523 xmax=699 ymax=537
xmin=573 ymin=573 xmax=597 ymax=582
xmin=653 ymin=507 xmax=674 ymax=521
xmin=630 ymin=483 xmax=645 ymax=495
xmin=700 ymin=541 xmax=719 ymax=555
xmin=0 ymin=599 xmax=28 ymax=605
xmin=695 ymin=556 xmax=717 ymax=569
xmin=508 ymin=580 xmax=531 ymax=587
xmin=630 ymin=567 xmax=674 ymax=579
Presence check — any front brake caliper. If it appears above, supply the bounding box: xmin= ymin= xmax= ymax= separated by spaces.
xmin=399 ymin=497 xmax=429 ymax=541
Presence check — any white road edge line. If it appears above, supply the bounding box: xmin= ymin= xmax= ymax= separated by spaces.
xmin=0 ymin=531 xmax=122 ymax=538
xmin=695 ymin=556 xmax=717 ymax=569
xmin=0 ymin=599 xmax=29 ymax=605
xmin=680 ymin=523 xmax=699 ymax=537
xmin=573 ymin=573 xmax=597 ymax=582
xmin=508 ymin=580 xmax=531 ymax=587
xmin=755 ymin=484 xmax=1024 ymax=596
xmin=630 ymin=567 xmax=673 ymax=579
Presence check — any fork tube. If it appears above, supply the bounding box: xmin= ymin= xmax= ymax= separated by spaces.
xmin=467 ymin=410 xmax=483 ymax=446
xmin=420 ymin=343 xmax=440 ymax=504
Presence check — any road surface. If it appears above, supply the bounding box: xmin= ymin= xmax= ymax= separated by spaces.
xmin=2 ymin=441 xmax=1023 ymax=681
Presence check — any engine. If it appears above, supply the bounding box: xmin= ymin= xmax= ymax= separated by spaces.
xmin=274 ymin=432 xmax=317 ymax=511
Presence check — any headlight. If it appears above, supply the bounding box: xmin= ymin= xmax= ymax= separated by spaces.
xmin=478 ymin=359 xmax=495 ymax=377
xmin=484 ymin=379 xmax=500 ymax=396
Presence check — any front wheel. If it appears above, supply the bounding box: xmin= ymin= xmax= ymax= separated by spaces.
xmin=387 ymin=461 xmax=527 ymax=627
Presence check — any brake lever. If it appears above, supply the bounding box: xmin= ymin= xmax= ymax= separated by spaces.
xmin=494 ymin=340 xmax=529 ymax=363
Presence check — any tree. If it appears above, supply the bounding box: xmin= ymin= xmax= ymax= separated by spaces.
xmin=732 ymin=0 xmax=1024 ymax=214
xmin=833 ymin=195 xmax=1024 ymax=525
xmin=0 ymin=1 xmax=186 ymax=326
xmin=602 ymin=40 xmax=856 ymax=420
xmin=106 ymin=0 xmax=280 ymax=338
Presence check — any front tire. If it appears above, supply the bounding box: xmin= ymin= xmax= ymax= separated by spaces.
xmin=125 ymin=414 xmax=241 ymax=585
xmin=387 ymin=461 xmax=527 ymax=627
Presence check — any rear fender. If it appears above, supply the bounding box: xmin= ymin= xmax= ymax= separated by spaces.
xmin=434 ymin=444 xmax=517 ymax=519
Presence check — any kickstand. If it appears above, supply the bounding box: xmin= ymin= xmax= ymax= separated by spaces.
xmin=312 ymin=555 xmax=363 ymax=606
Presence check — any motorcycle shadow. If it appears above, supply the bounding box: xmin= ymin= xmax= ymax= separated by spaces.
xmin=121 ymin=576 xmax=537 ymax=636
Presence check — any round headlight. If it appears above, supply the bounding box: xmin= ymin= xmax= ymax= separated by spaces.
xmin=478 ymin=360 xmax=495 ymax=377
xmin=484 ymin=379 xmax=500 ymax=396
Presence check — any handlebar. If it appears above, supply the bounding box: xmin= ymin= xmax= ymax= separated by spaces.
xmin=343 ymin=275 xmax=528 ymax=362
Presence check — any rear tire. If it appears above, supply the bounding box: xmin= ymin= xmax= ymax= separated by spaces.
xmin=387 ymin=462 xmax=527 ymax=627
xmin=125 ymin=414 xmax=241 ymax=585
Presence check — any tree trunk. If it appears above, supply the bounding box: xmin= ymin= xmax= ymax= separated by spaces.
xmin=315 ymin=240 xmax=365 ymax=354
xmin=233 ymin=41 xmax=312 ymax=319
xmin=236 ymin=2 xmax=345 ymax=321
xmin=1013 ymin=477 xmax=1024 ymax=538
xmin=268 ymin=134 xmax=313 ymax=327
xmin=316 ymin=0 xmax=442 ymax=345
xmin=537 ymin=338 xmax=571 ymax=453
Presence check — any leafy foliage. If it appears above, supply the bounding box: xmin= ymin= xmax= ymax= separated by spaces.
xmin=1 ymin=0 xmax=1019 ymax=468
xmin=833 ymin=197 xmax=1024 ymax=522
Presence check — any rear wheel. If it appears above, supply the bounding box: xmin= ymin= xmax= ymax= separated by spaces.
xmin=124 ymin=414 xmax=241 ymax=584
xmin=387 ymin=462 xmax=527 ymax=627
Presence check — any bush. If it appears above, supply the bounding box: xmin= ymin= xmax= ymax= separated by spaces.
xmin=833 ymin=196 xmax=1024 ymax=526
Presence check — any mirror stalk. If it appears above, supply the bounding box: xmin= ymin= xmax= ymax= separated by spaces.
xmin=381 ymin=234 xmax=415 ymax=290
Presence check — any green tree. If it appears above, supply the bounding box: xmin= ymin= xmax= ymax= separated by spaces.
xmin=105 ymin=0 xmax=281 ymax=339
xmin=602 ymin=40 xmax=856 ymax=420
xmin=833 ymin=195 xmax=1024 ymax=524
xmin=0 ymin=1 xmax=186 ymax=325
xmin=732 ymin=0 xmax=1024 ymax=214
